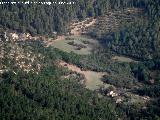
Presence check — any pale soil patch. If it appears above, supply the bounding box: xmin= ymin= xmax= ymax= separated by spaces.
xmin=45 ymin=35 xmax=65 ymax=47
xmin=59 ymin=61 xmax=109 ymax=90
xmin=112 ymin=56 xmax=138 ymax=63
xmin=70 ymin=18 xmax=97 ymax=36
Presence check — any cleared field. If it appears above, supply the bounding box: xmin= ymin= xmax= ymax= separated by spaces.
xmin=59 ymin=61 xmax=109 ymax=91
xmin=52 ymin=36 xmax=99 ymax=55
xmin=84 ymin=71 xmax=110 ymax=90
xmin=112 ymin=56 xmax=138 ymax=63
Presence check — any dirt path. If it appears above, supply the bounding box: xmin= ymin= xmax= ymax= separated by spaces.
xmin=112 ymin=56 xmax=138 ymax=63
xmin=59 ymin=61 xmax=108 ymax=90
xmin=70 ymin=18 xmax=96 ymax=36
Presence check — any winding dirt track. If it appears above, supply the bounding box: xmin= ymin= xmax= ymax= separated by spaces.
xmin=70 ymin=18 xmax=96 ymax=36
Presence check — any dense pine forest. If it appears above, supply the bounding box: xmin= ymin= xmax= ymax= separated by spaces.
xmin=0 ymin=0 xmax=158 ymax=35
xmin=0 ymin=0 xmax=160 ymax=120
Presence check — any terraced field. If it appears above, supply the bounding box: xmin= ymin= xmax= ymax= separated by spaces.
xmin=88 ymin=8 xmax=144 ymax=38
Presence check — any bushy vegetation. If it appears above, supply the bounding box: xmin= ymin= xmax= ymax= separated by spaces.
xmin=0 ymin=38 xmax=119 ymax=120
xmin=1 ymin=0 xmax=160 ymax=119
xmin=0 ymin=69 xmax=118 ymax=120
xmin=101 ymin=20 xmax=160 ymax=60
xmin=0 ymin=0 xmax=112 ymax=35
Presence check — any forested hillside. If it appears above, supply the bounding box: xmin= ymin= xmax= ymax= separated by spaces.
xmin=101 ymin=20 xmax=160 ymax=59
xmin=0 ymin=35 xmax=119 ymax=120
xmin=95 ymin=0 xmax=160 ymax=60
xmin=1 ymin=0 xmax=160 ymax=120
xmin=0 ymin=0 xmax=157 ymax=35
xmin=0 ymin=0 xmax=104 ymax=35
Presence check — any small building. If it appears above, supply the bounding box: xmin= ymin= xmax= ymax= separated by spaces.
xmin=107 ymin=91 xmax=118 ymax=97
xmin=116 ymin=98 xmax=122 ymax=104
xmin=53 ymin=31 xmax=57 ymax=35
xmin=10 ymin=33 xmax=19 ymax=40
xmin=149 ymin=79 xmax=155 ymax=84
